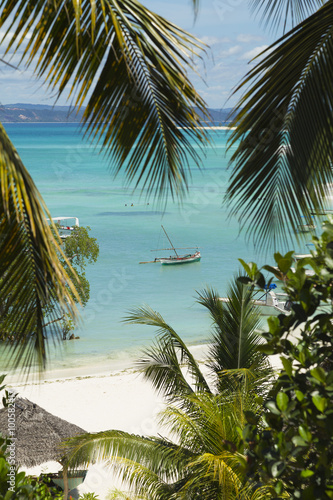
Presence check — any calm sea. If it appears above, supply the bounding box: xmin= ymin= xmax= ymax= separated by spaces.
xmin=3 ymin=123 xmax=300 ymax=375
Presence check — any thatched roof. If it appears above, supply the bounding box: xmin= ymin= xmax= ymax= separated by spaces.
xmin=0 ymin=398 xmax=86 ymax=467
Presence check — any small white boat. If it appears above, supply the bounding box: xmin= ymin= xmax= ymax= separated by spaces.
xmin=46 ymin=217 xmax=79 ymax=239
xmin=140 ymin=225 xmax=201 ymax=265
xmin=219 ymin=285 xmax=292 ymax=316
xmin=158 ymin=251 xmax=201 ymax=265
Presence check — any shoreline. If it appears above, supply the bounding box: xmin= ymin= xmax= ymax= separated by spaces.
xmin=3 ymin=122 xmax=235 ymax=130
xmin=4 ymin=341 xmax=211 ymax=385
xmin=6 ymin=344 xmax=211 ymax=499
xmin=5 ymin=343 xmax=283 ymax=499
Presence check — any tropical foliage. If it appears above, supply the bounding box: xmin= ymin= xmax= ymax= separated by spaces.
xmin=63 ymin=280 xmax=273 ymax=498
xmin=49 ymin=225 xmax=99 ymax=339
xmin=238 ymin=223 xmax=333 ymax=499
xmin=0 ymin=434 xmax=63 ymax=499
xmin=0 ymin=0 xmax=209 ymax=369
xmin=226 ymin=0 xmax=333 ymax=249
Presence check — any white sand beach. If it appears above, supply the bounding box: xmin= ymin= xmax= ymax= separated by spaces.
xmin=6 ymin=345 xmax=212 ymax=499
xmin=3 ymin=339 xmax=288 ymax=499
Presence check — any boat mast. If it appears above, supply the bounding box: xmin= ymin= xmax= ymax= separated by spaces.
xmin=161 ymin=225 xmax=178 ymax=257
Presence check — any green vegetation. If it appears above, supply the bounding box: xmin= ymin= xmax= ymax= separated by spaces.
xmin=0 ymin=435 xmax=63 ymax=499
xmin=79 ymin=493 xmax=100 ymax=500
xmin=62 ymin=226 xmax=333 ymax=499
xmin=63 ymin=280 xmax=272 ymax=499
xmin=226 ymin=0 xmax=333 ymax=248
xmin=238 ymin=223 xmax=333 ymax=499
xmin=49 ymin=225 xmax=99 ymax=340
xmin=1 ymin=0 xmax=333 ymax=497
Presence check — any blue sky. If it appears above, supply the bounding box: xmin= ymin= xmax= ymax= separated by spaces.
xmin=0 ymin=0 xmax=277 ymax=108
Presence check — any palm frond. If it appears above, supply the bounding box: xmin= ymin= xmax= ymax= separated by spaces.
xmin=183 ymin=451 xmax=244 ymax=499
xmin=64 ymin=428 xmax=195 ymax=500
xmin=226 ymin=1 xmax=333 ymax=250
xmin=108 ymin=489 xmax=148 ymax=500
xmin=125 ymin=305 xmax=211 ymax=401
xmin=159 ymin=393 xmax=237 ymax=454
xmin=0 ymin=0 xmax=210 ymax=200
xmin=0 ymin=124 xmax=78 ymax=373
xmin=197 ymin=283 xmax=263 ymax=371
xmin=250 ymin=0 xmax=322 ymax=32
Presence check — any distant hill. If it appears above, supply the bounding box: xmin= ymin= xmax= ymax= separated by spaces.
xmin=1 ymin=104 xmax=237 ymax=124
xmin=194 ymin=107 xmax=237 ymax=125
xmin=0 ymin=104 xmax=85 ymax=123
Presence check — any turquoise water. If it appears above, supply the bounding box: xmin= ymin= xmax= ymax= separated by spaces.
xmin=3 ymin=123 xmax=292 ymax=373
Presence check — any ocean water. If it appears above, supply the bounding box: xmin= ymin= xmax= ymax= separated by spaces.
xmin=3 ymin=123 xmax=292 ymax=375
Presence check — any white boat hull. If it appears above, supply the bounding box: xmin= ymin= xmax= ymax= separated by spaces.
xmin=159 ymin=252 xmax=201 ymax=265
xmin=219 ymin=290 xmax=292 ymax=316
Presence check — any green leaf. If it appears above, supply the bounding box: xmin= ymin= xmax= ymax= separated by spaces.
xmin=258 ymin=344 xmax=275 ymax=355
xmin=238 ymin=259 xmax=257 ymax=279
xmin=271 ymin=461 xmax=286 ymax=478
xmin=275 ymin=480 xmax=284 ymax=494
xmin=301 ymin=469 xmax=314 ymax=478
xmin=299 ymin=425 xmax=311 ymax=443
xmin=278 ymin=258 xmax=292 ymax=273
xmin=295 ymin=390 xmax=304 ymax=401
xmin=266 ymin=400 xmax=281 ymax=415
xmin=292 ymin=436 xmax=307 ymax=447
xmin=276 ymin=392 xmax=289 ymax=412
xmin=281 ymin=357 xmax=293 ymax=378
xmin=310 ymin=367 xmax=326 ymax=384
xmin=312 ymin=394 xmax=328 ymax=413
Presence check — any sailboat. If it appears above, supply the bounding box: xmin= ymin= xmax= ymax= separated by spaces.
xmin=140 ymin=226 xmax=201 ymax=265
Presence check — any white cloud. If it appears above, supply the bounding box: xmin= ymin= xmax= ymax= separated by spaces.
xmin=201 ymin=36 xmax=231 ymax=46
xmin=218 ymin=45 xmax=242 ymax=57
xmin=237 ymin=34 xmax=263 ymax=43
xmin=240 ymin=45 xmax=269 ymax=60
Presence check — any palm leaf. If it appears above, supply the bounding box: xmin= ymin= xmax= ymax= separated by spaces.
xmin=124 ymin=305 xmax=211 ymax=401
xmin=196 ymin=284 xmax=263 ymax=370
xmin=226 ymin=1 xmax=333 ymax=250
xmin=183 ymin=452 xmax=244 ymax=499
xmin=64 ymin=429 xmax=193 ymax=499
xmin=250 ymin=0 xmax=322 ymax=32
xmin=0 ymin=0 xmax=210 ymax=200
xmin=0 ymin=124 xmax=78 ymax=373
xmin=159 ymin=393 xmax=237 ymax=453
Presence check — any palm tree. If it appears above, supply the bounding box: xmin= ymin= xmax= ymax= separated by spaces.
xmin=63 ymin=279 xmax=273 ymax=498
xmin=226 ymin=0 xmax=333 ymax=250
xmin=0 ymin=0 xmax=210 ymax=371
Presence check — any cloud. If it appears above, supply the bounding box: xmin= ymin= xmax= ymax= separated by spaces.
xmin=201 ymin=36 xmax=231 ymax=46
xmin=218 ymin=45 xmax=242 ymax=57
xmin=240 ymin=45 xmax=269 ymax=60
xmin=237 ymin=34 xmax=263 ymax=43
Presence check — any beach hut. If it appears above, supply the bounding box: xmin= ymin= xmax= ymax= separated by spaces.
xmin=0 ymin=397 xmax=87 ymax=498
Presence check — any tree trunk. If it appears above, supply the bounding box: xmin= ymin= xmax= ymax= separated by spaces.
xmin=63 ymin=465 xmax=69 ymax=500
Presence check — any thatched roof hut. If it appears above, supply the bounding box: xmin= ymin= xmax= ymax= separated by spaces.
xmin=0 ymin=397 xmax=86 ymax=467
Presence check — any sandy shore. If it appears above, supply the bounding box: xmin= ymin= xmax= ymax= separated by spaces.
xmin=6 ymin=345 xmax=211 ymax=499
xmin=5 ymin=341 xmax=285 ymax=499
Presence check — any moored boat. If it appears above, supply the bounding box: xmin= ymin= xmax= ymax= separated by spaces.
xmin=46 ymin=217 xmax=79 ymax=239
xmin=140 ymin=225 xmax=201 ymax=265
xmin=158 ymin=251 xmax=201 ymax=265
xmin=219 ymin=284 xmax=292 ymax=316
